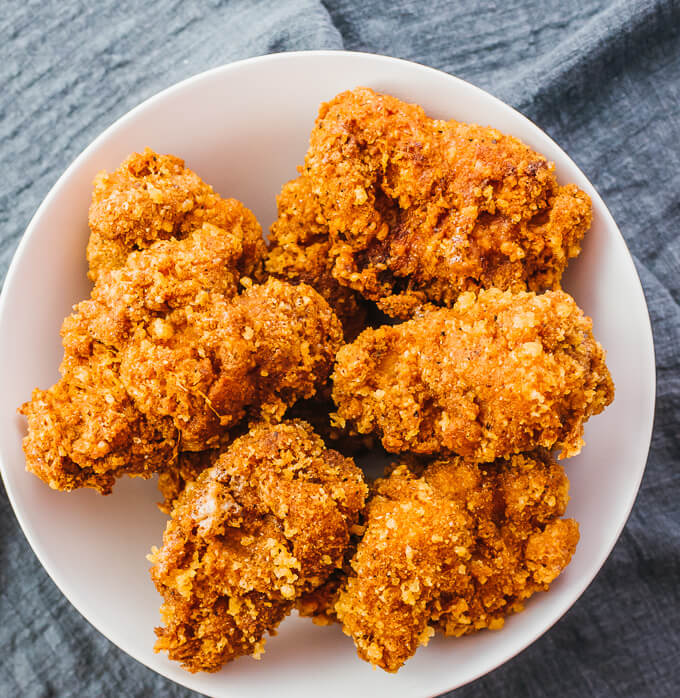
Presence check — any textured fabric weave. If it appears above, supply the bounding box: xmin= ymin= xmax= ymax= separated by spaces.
xmin=1 ymin=1 xmax=679 ymax=696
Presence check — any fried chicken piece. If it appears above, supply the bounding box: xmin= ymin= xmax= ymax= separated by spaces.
xmin=76 ymin=223 xmax=342 ymax=448
xmin=20 ymin=342 xmax=176 ymax=494
xmin=80 ymin=221 xmax=257 ymax=348
xmin=87 ymin=148 xmax=265 ymax=282
xmin=22 ymin=225 xmax=342 ymax=493
xmin=332 ymin=288 xmax=614 ymax=460
xmin=150 ymin=420 xmax=367 ymax=672
xmin=114 ymin=276 xmax=342 ymax=449
xmin=266 ymin=174 xmax=368 ymax=340
xmin=334 ymin=451 xmax=579 ymax=672
xmin=22 ymin=208 xmax=266 ymax=493
xmin=303 ymin=88 xmax=591 ymax=317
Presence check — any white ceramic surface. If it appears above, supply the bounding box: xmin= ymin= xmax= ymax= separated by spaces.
xmin=0 ymin=51 xmax=655 ymax=698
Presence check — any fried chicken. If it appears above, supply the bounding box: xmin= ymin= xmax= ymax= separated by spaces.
xmin=332 ymin=288 xmax=614 ymax=460
xmin=334 ymin=451 xmax=579 ymax=672
xmin=266 ymin=173 xmax=368 ymax=340
xmin=301 ymin=88 xmax=591 ymax=317
xmin=149 ymin=420 xmax=367 ymax=672
xmin=112 ymin=275 xmax=341 ymax=450
xmin=20 ymin=341 xmax=176 ymax=494
xmin=21 ymin=225 xmax=343 ymax=493
xmin=87 ymin=148 xmax=265 ymax=282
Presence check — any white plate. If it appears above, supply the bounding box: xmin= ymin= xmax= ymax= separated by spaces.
xmin=0 ymin=51 xmax=655 ymax=697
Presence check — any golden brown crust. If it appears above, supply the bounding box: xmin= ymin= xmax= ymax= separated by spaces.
xmin=302 ymin=88 xmax=591 ymax=316
xmin=82 ymin=222 xmax=343 ymax=448
xmin=78 ymin=221 xmax=259 ymax=349
xmin=87 ymin=148 xmax=266 ymax=282
xmin=150 ymin=420 xmax=367 ymax=672
xmin=19 ymin=120 xmax=610 ymax=677
xmin=332 ymin=288 xmax=614 ymax=460
xmin=22 ymin=155 xmax=273 ymax=496
xmin=266 ymin=174 xmax=368 ymax=340
xmin=20 ymin=343 xmax=175 ymax=494
xmin=22 ymin=223 xmax=342 ymax=493
xmin=112 ymin=275 xmax=343 ymax=450
xmin=334 ymin=451 xmax=579 ymax=672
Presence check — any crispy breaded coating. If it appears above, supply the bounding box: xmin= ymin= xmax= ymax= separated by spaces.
xmin=79 ymin=221 xmax=258 ymax=349
xmin=150 ymin=420 xmax=367 ymax=672
xmin=334 ymin=451 xmax=579 ymax=672
xmin=79 ymin=225 xmax=342 ymax=446
xmin=20 ymin=342 xmax=175 ymax=494
xmin=332 ymin=288 xmax=614 ymax=459
xmin=114 ymin=277 xmax=343 ymax=449
xmin=303 ymin=88 xmax=591 ymax=316
xmin=87 ymin=148 xmax=266 ymax=282
xmin=266 ymin=174 xmax=368 ymax=340
xmin=20 ymin=224 xmax=246 ymax=493
xmin=22 ymin=224 xmax=342 ymax=493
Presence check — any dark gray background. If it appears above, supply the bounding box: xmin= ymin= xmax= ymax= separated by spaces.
xmin=1 ymin=1 xmax=679 ymax=696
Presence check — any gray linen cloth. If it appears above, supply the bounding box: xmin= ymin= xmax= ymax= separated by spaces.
xmin=1 ymin=1 xmax=679 ymax=696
